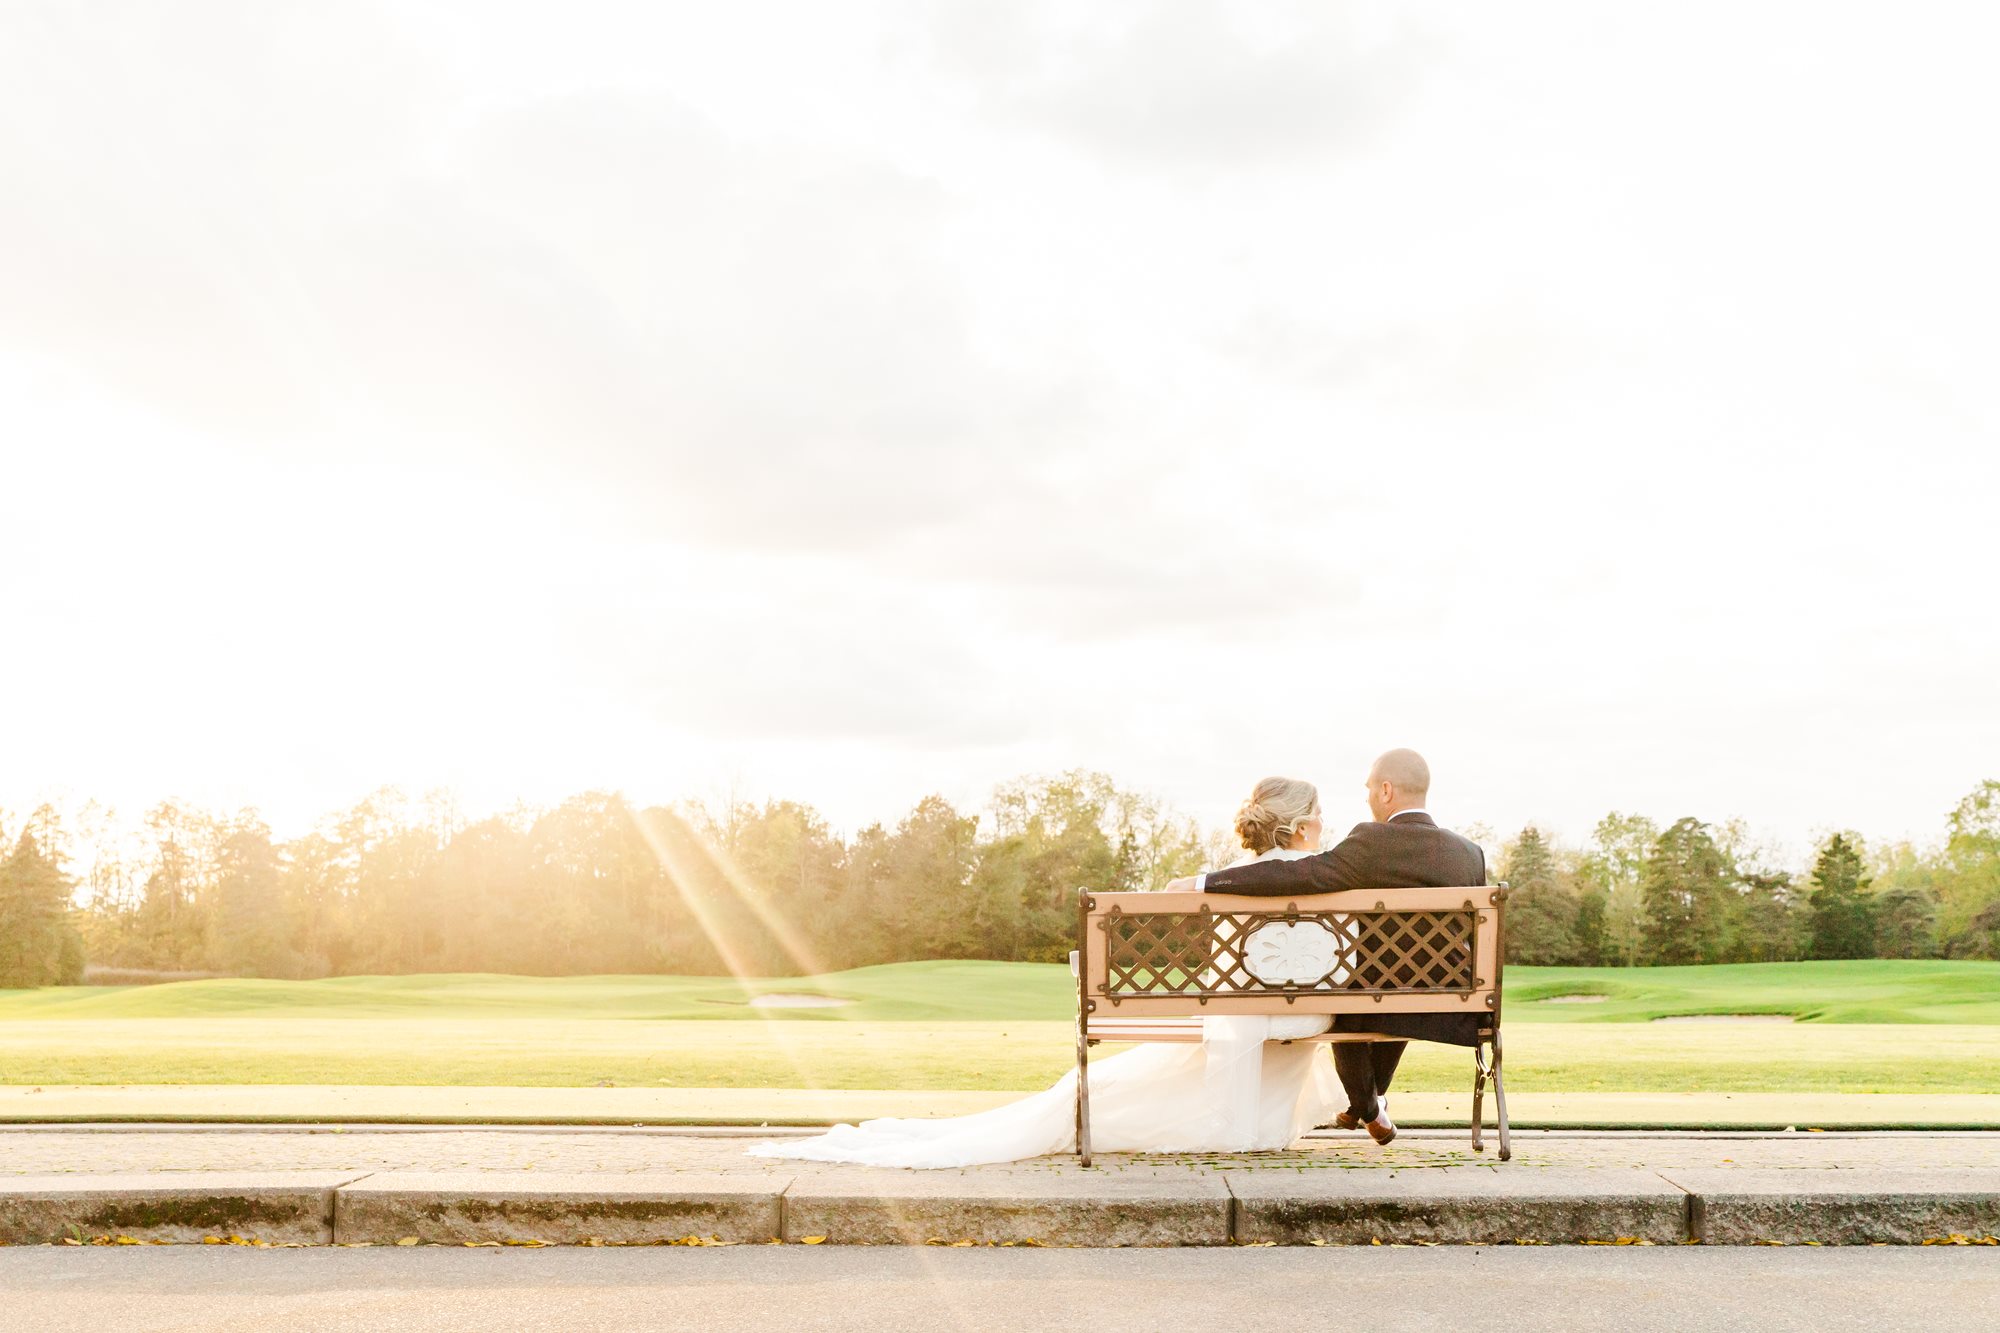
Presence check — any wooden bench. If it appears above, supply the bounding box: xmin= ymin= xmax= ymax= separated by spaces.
xmin=1072 ymin=885 xmax=1511 ymax=1165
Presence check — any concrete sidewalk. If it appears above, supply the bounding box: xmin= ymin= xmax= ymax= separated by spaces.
xmin=2 ymin=1127 xmax=1997 ymax=1248
xmin=8 ymin=1085 xmax=2000 ymax=1128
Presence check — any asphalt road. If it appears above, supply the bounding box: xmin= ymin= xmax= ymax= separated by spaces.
xmin=3 ymin=1247 xmax=1997 ymax=1333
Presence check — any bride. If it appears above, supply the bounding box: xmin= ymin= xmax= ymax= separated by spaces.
xmin=747 ymin=777 xmax=1346 ymax=1168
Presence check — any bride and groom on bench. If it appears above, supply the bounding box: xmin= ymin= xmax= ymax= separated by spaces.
xmin=752 ymin=750 xmax=1500 ymax=1170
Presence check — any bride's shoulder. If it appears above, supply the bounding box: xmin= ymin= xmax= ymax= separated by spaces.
xmin=1223 ymin=848 xmax=1316 ymax=868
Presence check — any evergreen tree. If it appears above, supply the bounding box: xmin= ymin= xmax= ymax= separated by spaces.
xmin=1807 ymin=833 xmax=1876 ymax=959
xmin=1639 ymin=817 xmax=1731 ymax=964
xmin=0 ymin=829 xmax=81 ymax=986
xmin=1499 ymin=826 xmax=1580 ymax=964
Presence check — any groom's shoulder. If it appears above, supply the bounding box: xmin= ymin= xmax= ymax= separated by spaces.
xmin=1335 ymin=818 xmax=1487 ymax=879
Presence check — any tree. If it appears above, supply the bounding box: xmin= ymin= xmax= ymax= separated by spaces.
xmin=1571 ymin=885 xmax=1609 ymax=965
xmin=209 ymin=819 xmax=295 ymax=976
xmin=1807 ymin=833 xmax=1876 ymax=959
xmin=1729 ymin=870 xmax=1804 ymax=962
xmin=0 ymin=827 xmax=82 ymax=986
xmin=1499 ymin=826 xmax=1580 ymax=964
xmin=707 ymin=798 xmax=847 ymax=976
xmin=1874 ymin=887 xmax=1939 ymax=959
xmin=135 ymin=801 xmax=218 ymax=970
xmin=873 ymin=797 xmax=981 ymax=962
xmin=986 ymin=772 xmax=1137 ymax=963
xmin=1639 ymin=817 xmax=1731 ymax=965
xmin=1947 ymin=898 xmax=2000 ymax=959
xmin=1581 ymin=812 xmax=1657 ymax=965
xmin=1938 ymin=780 xmax=2000 ymax=952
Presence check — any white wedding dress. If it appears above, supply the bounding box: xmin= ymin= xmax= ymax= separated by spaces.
xmin=746 ymin=848 xmax=1344 ymax=1168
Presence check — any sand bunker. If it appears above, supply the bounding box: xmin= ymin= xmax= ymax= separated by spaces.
xmin=746 ymin=993 xmax=855 ymax=1009
xmin=1651 ymin=1014 xmax=1795 ymax=1024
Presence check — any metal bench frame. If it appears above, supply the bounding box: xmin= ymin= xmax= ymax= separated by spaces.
xmin=1073 ymin=885 xmax=1510 ymax=1165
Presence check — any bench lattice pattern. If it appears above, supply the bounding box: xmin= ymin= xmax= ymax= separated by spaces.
xmin=1099 ymin=904 xmax=1479 ymax=1002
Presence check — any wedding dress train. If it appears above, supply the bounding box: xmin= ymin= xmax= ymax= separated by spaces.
xmin=747 ymin=849 xmax=1344 ymax=1169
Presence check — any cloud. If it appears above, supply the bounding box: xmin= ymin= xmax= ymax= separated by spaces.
xmin=913 ymin=1 xmax=1444 ymax=168
xmin=0 ymin=8 xmax=1086 ymax=553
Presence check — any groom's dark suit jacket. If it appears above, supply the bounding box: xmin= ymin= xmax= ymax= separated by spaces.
xmin=1201 ymin=812 xmax=1488 ymax=1047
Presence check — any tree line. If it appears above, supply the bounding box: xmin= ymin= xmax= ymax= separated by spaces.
xmin=0 ymin=773 xmax=1214 ymax=985
xmin=1495 ymin=782 xmax=2000 ymax=965
xmin=2 ymin=775 xmax=1997 ymax=985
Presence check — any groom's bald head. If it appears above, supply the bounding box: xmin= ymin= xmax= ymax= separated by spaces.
xmin=1366 ymin=748 xmax=1430 ymax=821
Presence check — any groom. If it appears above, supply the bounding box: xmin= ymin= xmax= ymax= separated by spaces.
xmin=1166 ymin=748 xmax=1487 ymax=1145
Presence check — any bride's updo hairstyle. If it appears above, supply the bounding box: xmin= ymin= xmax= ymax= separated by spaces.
xmin=1235 ymin=777 xmax=1321 ymax=854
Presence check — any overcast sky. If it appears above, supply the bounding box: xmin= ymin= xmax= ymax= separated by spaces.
xmin=3 ymin=1 xmax=1996 ymax=860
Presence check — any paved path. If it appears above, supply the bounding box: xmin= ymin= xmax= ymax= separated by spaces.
xmin=7 ymin=1084 xmax=1999 ymax=1127
xmin=4 ymin=1247 xmax=1999 ymax=1333
xmin=3 ymin=1124 xmax=1997 ymax=1177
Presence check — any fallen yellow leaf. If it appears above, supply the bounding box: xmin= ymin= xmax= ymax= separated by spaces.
xmin=395 ymin=1237 xmax=421 ymax=1247
xmin=800 ymin=1236 xmax=826 ymax=1245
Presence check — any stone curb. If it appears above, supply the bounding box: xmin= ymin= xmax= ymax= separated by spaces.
xmin=333 ymin=1173 xmax=785 ymax=1245
xmin=1662 ymin=1169 xmax=2000 ymax=1245
xmin=0 ymin=1173 xmax=363 ymax=1246
xmin=3 ymin=1172 xmax=1998 ymax=1247
xmin=1227 ymin=1168 xmax=1689 ymax=1246
xmin=781 ymin=1174 xmax=1232 ymax=1247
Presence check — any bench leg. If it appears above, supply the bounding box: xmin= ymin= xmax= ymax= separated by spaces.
xmin=1490 ymin=1030 xmax=1511 ymax=1162
xmin=1470 ymin=1043 xmax=1489 ymax=1154
xmin=1074 ymin=1022 xmax=1093 ymax=1168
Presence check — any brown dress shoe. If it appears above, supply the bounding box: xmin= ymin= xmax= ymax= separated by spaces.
xmin=1333 ymin=1111 xmax=1363 ymax=1131
xmin=1365 ymin=1112 xmax=1396 ymax=1145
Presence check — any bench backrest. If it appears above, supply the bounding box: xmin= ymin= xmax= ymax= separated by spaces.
xmin=1076 ymin=887 xmax=1507 ymax=1021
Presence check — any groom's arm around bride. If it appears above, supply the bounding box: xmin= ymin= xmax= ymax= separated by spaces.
xmin=1167 ymin=749 xmax=1487 ymax=898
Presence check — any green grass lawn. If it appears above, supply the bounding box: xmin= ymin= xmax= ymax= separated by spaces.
xmin=2 ymin=960 xmax=1996 ymax=1093
xmin=1506 ymin=959 xmax=2000 ymax=1024
xmin=0 ymin=961 xmax=1077 ymax=1024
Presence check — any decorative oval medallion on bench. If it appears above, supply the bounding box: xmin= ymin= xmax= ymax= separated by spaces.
xmin=1243 ymin=920 xmax=1340 ymax=985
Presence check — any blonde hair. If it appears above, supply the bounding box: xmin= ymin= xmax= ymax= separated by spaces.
xmin=1235 ymin=777 xmax=1321 ymax=854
